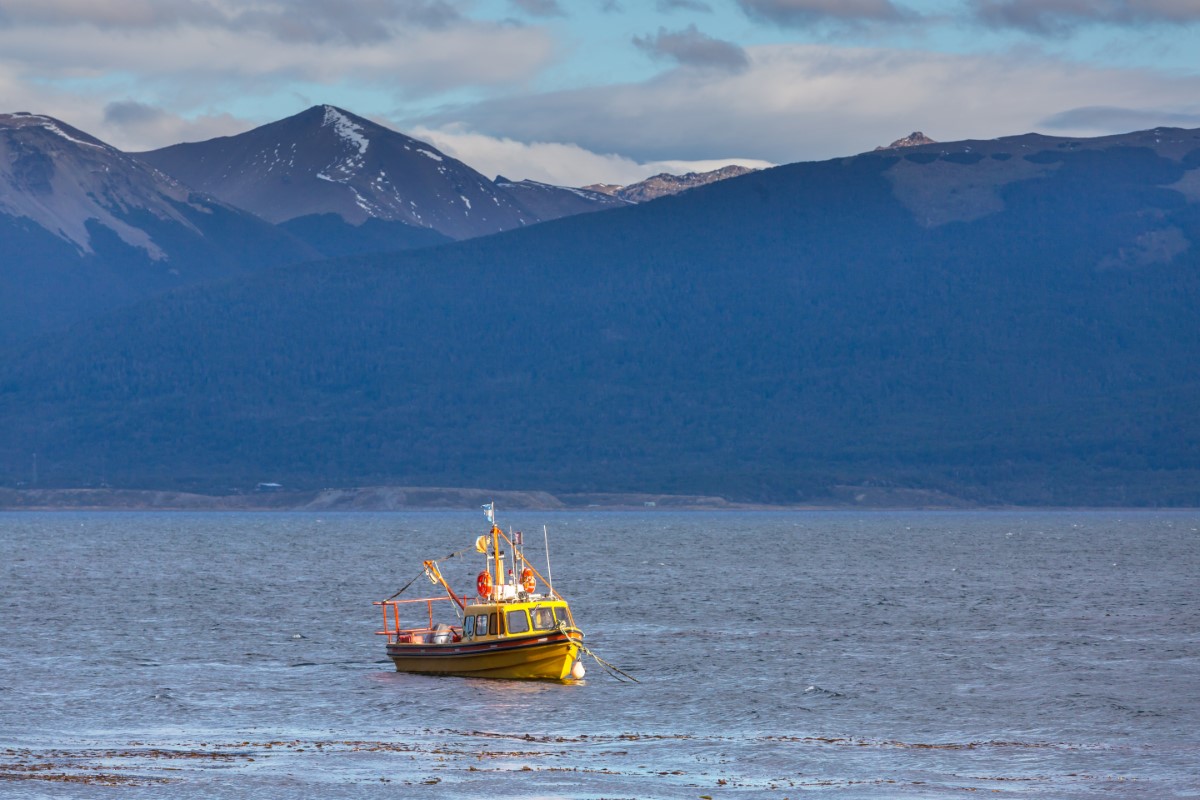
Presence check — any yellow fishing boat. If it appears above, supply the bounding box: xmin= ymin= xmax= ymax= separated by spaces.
xmin=374 ymin=504 xmax=586 ymax=681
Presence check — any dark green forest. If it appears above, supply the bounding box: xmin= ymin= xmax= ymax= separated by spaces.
xmin=3 ymin=139 xmax=1199 ymax=505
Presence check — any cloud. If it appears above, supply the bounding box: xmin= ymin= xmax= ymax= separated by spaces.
xmin=103 ymin=100 xmax=168 ymax=126
xmin=1038 ymin=104 xmax=1200 ymax=132
xmin=0 ymin=14 xmax=555 ymax=96
xmin=235 ymin=0 xmax=463 ymax=44
xmin=969 ymin=0 xmax=1200 ymax=34
xmin=419 ymin=44 xmax=1200 ymax=165
xmin=632 ymin=25 xmax=749 ymax=71
xmin=0 ymin=0 xmax=224 ymax=30
xmin=0 ymin=62 xmax=253 ymax=151
xmin=0 ymin=0 xmax=464 ymax=43
xmin=510 ymin=0 xmax=565 ymax=16
xmin=410 ymin=123 xmax=773 ymax=186
xmin=103 ymin=101 xmax=248 ymax=150
xmin=656 ymin=0 xmax=713 ymax=11
xmin=737 ymin=0 xmax=913 ymax=26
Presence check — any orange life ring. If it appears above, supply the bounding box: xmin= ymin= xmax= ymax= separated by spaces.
xmin=476 ymin=570 xmax=493 ymax=598
xmin=520 ymin=568 xmax=536 ymax=594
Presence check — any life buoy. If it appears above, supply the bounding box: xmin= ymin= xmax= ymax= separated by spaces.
xmin=476 ymin=570 xmax=493 ymax=599
xmin=520 ymin=568 xmax=536 ymax=594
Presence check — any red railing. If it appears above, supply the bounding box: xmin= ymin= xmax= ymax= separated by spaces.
xmin=374 ymin=596 xmax=462 ymax=644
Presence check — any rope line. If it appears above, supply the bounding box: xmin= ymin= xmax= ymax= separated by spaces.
xmin=579 ymin=641 xmax=640 ymax=683
xmin=383 ymin=568 xmax=426 ymax=601
xmin=557 ymin=623 xmax=640 ymax=683
xmin=383 ymin=545 xmax=475 ymax=600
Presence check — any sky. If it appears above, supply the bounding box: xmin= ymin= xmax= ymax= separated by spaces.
xmin=2 ymin=0 xmax=1200 ymax=185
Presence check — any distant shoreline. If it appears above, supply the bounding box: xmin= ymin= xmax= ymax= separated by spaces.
xmin=0 ymin=484 xmax=980 ymax=512
xmin=0 ymin=486 xmax=809 ymax=512
xmin=2 ymin=485 xmax=1194 ymax=512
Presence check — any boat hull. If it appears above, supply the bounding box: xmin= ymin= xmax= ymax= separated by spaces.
xmin=386 ymin=630 xmax=581 ymax=680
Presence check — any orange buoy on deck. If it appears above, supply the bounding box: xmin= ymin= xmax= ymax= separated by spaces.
xmin=476 ymin=570 xmax=493 ymax=599
xmin=520 ymin=568 xmax=536 ymax=594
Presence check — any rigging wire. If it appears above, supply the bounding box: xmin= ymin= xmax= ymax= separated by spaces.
xmin=382 ymin=545 xmax=475 ymax=600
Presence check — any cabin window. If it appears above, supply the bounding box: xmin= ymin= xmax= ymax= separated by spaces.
xmin=476 ymin=614 xmax=488 ymax=636
xmin=464 ymin=615 xmax=475 ymax=638
xmin=553 ymin=606 xmax=573 ymax=627
xmin=506 ymin=609 xmax=531 ymax=634
xmin=489 ymin=612 xmax=498 ymax=636
xmin=531 ymin=606 xmax=555 ymax=630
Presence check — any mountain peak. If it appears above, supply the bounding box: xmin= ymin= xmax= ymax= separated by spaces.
xmin=875 ymin=131 xmax=938 ymax=150
xmin=609 ymin=164 xmax=757 ymax=203
xmin=138 ymin=105 xmax=532 ymax=237
xmin=1 ymin=112 xmax=113 ymax=152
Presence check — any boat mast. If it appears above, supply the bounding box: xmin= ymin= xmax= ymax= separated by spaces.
xmin=481 ymin=502 xmax=497 ymax=598
xmin=487 ymin=502 xmax=506 ymax=634
xmin=492 ymin=525 xmax=500 ymax=596
xmin=543 ymin=524 xmax=555 ymax=599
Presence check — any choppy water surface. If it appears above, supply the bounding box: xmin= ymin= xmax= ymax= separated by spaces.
xmin=2 ymin=510 xmax=1198 ymax=798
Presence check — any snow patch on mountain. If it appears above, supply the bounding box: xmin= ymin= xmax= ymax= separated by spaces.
xmin=323 ymin=106 xmax=369 ymax=156
xmin=36 ymin=117 xmax=107 ymax=150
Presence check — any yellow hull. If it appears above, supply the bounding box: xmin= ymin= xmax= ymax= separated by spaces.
xmin=387 ymin=633 xmax=581 ymax=681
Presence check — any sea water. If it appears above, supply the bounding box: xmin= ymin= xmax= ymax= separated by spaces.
xmin=1 ymin=510 xmax=1197 ymax=798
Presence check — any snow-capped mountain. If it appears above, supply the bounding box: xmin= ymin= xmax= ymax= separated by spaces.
xmin=138 ymin=105 xmax=538 ymax=240
xmin=2 ymin=111 xmax=203 ymax=259
xmin=493 ymin=176 xmax=631 ymax=221
xmin=0 ymin=111 xmax=315 ymax=343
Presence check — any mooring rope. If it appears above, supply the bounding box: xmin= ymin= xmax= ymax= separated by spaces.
xmin=557 ymin=623 xmax=640 ymax=683
xmin=579 ymin=641 xmax=640 ymax=683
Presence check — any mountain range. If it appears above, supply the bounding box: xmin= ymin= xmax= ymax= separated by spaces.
xmin=2 ymin=122 xmax=1198 ymax=505
xmin=1 ymin=105 xmax=750 ymax=343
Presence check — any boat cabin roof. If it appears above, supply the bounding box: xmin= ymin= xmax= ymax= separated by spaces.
xmin=464 ymin=597 xmax=570 ymax=616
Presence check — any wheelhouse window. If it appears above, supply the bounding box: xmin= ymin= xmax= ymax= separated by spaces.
xmin=531 ymin=606 xmax=555 ymax=630
xmin=506 ymin=609 xmax=530 ymax=634
xmin=464 ymin=615 xmax=475 ymax=638
xmin=476 ymin=614 xmax=488 ymax=637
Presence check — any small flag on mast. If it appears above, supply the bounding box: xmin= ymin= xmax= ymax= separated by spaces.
xmin=482 ymin=502 xmax=494 ymax=524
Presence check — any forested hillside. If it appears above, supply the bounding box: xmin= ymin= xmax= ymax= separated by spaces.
xmin=3 ymin=130 xmax=1199 ymax=504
